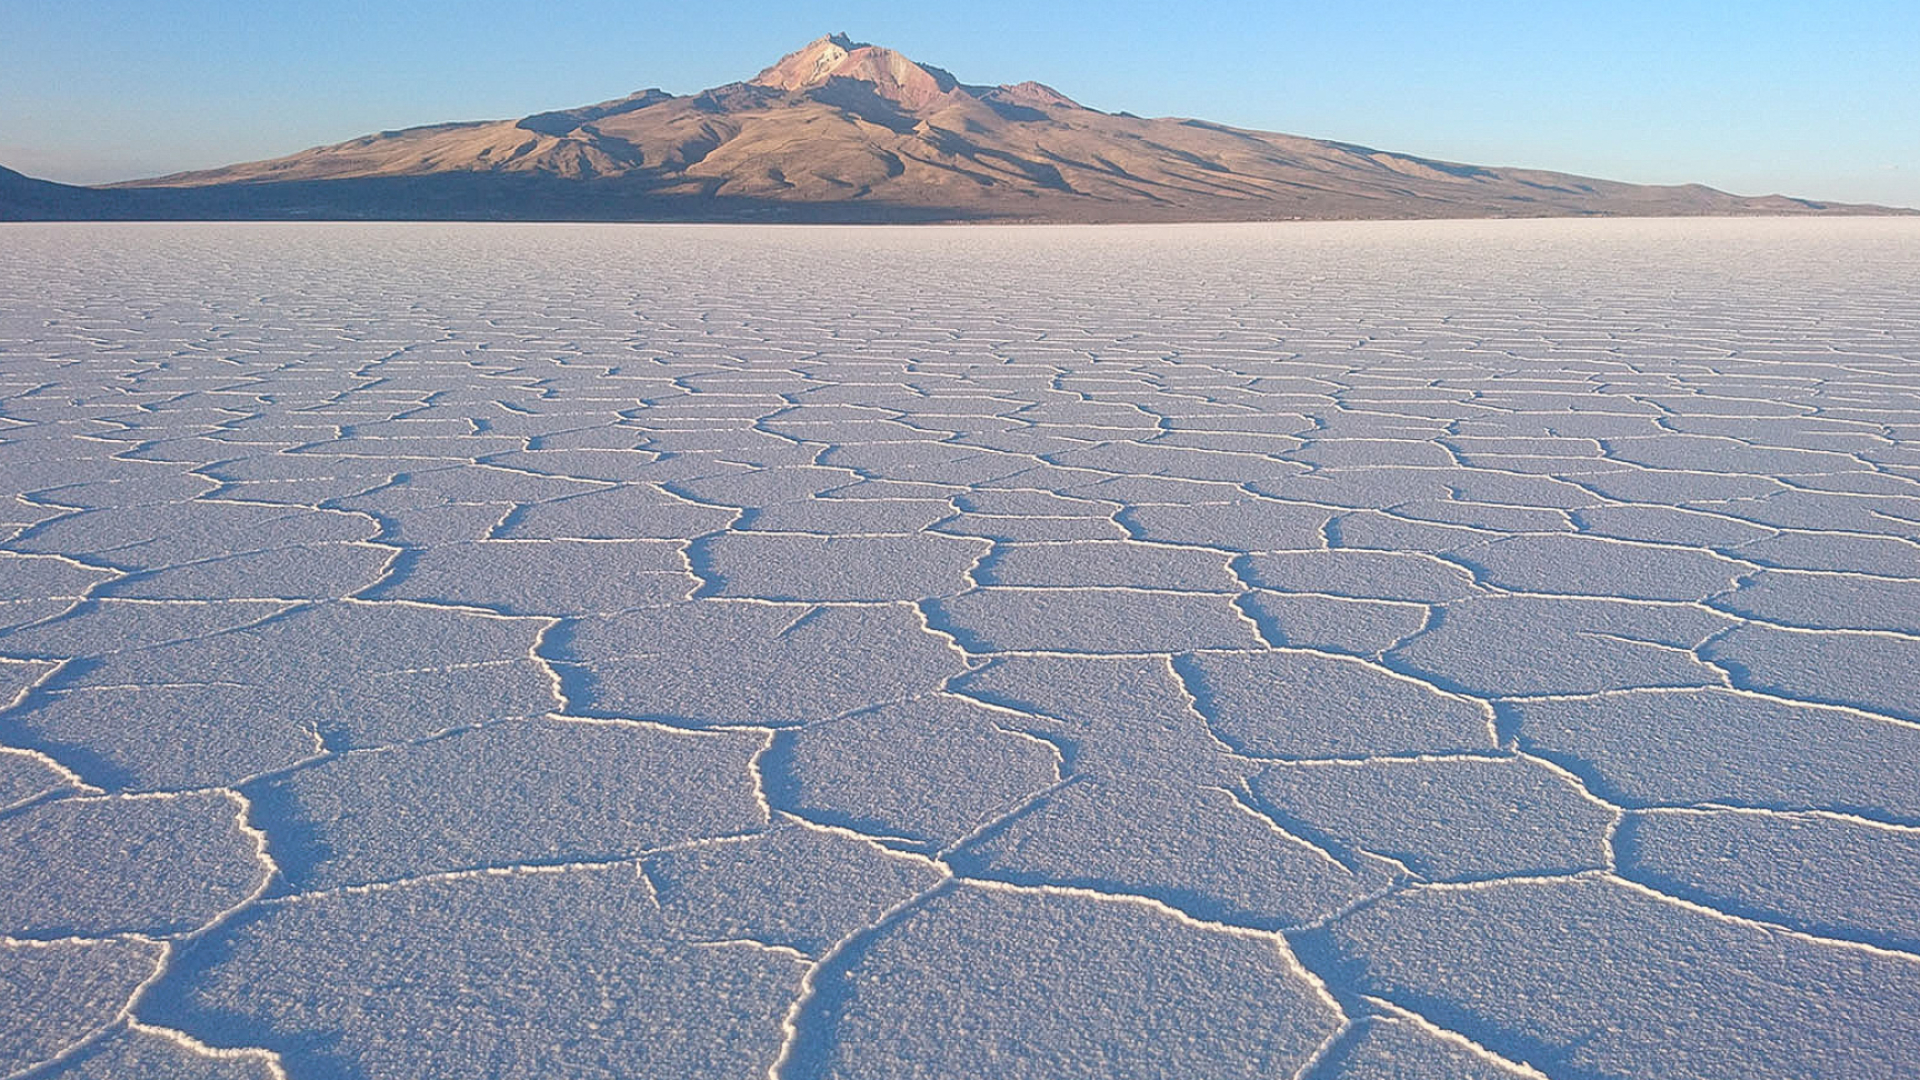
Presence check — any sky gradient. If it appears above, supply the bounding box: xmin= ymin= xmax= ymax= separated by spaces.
xmin=4 ymin=0 xmax=1916 ymax=206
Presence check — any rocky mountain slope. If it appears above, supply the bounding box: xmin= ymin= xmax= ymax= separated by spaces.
xmin=4 ymin=34 xmax=1906 ymax=221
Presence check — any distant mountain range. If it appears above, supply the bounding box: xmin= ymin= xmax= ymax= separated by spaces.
xmin=4 ymin=34 xmax=1909 ymax=222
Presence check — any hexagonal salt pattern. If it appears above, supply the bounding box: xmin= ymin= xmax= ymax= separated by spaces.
xmin=2 ymin=218 xmax=1917 ymax=1078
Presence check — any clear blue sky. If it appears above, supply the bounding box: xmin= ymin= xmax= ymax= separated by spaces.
xmin=4 ymin=0 xmax=1916 ymax=206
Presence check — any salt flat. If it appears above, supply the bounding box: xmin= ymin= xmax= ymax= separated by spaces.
xmin=1 ymin=218 xmax=1917 ymax=1079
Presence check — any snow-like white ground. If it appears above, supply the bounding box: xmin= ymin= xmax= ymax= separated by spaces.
xmin=1 ymin=218 xmax=1918 ymax=1080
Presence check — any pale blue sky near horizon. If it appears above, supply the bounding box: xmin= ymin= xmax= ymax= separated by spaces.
xmin=3 ymin=0 xmax=1916 ymax=206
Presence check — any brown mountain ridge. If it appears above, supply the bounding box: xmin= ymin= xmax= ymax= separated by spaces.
xmin=4 ymin=34 xmax=1908 ymax=222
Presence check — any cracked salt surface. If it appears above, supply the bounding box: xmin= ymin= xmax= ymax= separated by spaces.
xmin=1 ymin=218 xmax=1918 ymax=1079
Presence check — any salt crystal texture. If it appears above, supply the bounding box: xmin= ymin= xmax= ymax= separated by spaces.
xmin=1 ymin=218 xmax=1917 ymax=1078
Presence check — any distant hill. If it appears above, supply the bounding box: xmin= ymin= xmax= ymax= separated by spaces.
xmin=4 ymin=34 xmax=1910 ymax=222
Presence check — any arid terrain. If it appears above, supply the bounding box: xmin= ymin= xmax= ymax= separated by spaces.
xmin=2 ymin=36 xmax=1907 ymax=222
xmin=2 ymin=218 xmax=1917 ymax=1078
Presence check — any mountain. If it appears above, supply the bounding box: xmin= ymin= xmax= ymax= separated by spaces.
xmin=3 ymin=34 xmax=1908 ymax=222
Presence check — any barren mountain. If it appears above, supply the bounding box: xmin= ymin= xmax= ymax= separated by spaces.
xmin=4 ymin=34 xmax=1907 ymax=221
